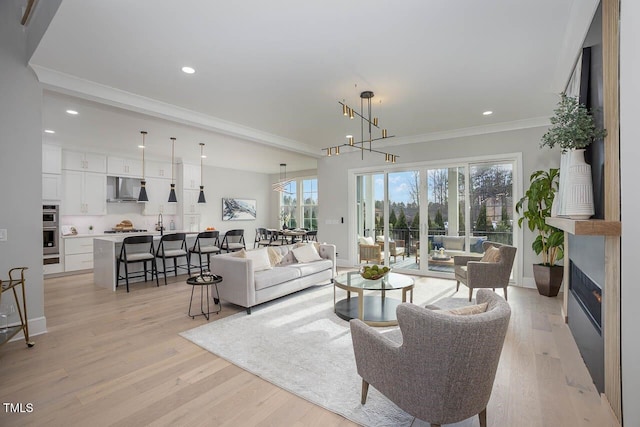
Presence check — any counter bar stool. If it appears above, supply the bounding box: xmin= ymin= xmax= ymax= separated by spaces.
xmin=116 ymin=235 xmax=159 ymax=292
xmin=220 ymin=229 xmax=246 ymax=253
xmin=189 ymin=230 xmax=221 ymax=275
xmin=156 ymin=233 xmax=191 ymax=285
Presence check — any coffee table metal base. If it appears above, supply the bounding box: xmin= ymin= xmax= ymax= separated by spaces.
xmin=335 ymin=295 xmax=404 ymax=327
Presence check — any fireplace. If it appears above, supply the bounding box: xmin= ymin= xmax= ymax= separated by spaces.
xmin=570 ymin=261 xmax=602 ymax=332
xmin=568 ymin=260 xmax=604 ymax=392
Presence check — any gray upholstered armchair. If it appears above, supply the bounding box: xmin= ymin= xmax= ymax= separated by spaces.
xmin=350 ymin=290 xmax=511 ymax=427
xmin=454 ymin=241 xmax=516 ymax=301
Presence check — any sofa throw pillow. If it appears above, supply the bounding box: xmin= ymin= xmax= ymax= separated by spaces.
xmin=267 ymin=247 xmax=283 ymax=266
xmin=294 ymin=241 xmax=321 ymax=252
xmin=244 ymin=248 xmax=272 ymax=272
xmin=292 ymin=243 xmax=323 ymax=263
xmin=232 ymin=249 xmax=246 ymax=258
xmin=480 ymin=246 xmax=501 ymax=263
xmin=446 ymin=302 xmax=488 ymax=315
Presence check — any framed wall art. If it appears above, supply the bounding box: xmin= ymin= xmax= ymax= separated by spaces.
xmin=222 ymin=198 xmax=257 ymax=221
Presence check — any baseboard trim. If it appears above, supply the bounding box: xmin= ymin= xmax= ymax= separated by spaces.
xmin=8 ymin=316 xmax=47 ymax=342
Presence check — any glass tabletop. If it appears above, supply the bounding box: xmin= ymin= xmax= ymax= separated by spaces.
xmin=334 ymin=271 xmax=414 ymax=291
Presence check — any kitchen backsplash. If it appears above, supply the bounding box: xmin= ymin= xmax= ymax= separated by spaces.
xmin=60 ymin=203 xmax=178 ymax=234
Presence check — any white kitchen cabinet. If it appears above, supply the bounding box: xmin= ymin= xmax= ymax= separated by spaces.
xmin=64 ymin=237 xmax=94 ymax=272
xmin=62 ymin=170 xmax=107 ymax=215
xmin=42 ymin=144 xmax=62 ymax=174
xmin=146 ymin=160 xmax=174 ymax=179
xmin=183 ymin=215 xmax=201 ymax=232
xmin=42 ymin=174 xmax=62 ymax=200
xmin=62 ymin=150 xmax=107 ymax=173
xmin=182 ymin=188 xmax=202 ymax=215
xmin=142 ymin=177 xmax=178 ymax=216
xmin=181 ymin=163 xmax=200 ymax=190
xmin=107 ymin=156 xmax=143 ymax=178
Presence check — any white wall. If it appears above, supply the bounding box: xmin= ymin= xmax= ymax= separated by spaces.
xmin=0 ymin=0 xmax=60 ymax=338
xmin=317 ymin=126 xmax=559 ymax=284
xmin=197 ymin=164 xmax=273 ymax=242
xmin=620 ymin=1 xmax=639 ymax=425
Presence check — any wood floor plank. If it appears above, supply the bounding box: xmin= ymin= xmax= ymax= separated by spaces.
xmin=0 ymin=271 xmax=620 ymax=426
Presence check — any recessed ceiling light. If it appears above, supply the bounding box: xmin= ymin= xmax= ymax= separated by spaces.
xmin=181 ymin=66 xmax=195 ymax=74
xmin=66 ymin=109 xmax=79 ymax=115
xmin=44 ymin=129 xmax=55 ymax=134
xmin=483 ymin=111 xmax=493 ymax=116
xmin=201 ymin=155 xmax=207 ymax=159
xmin=138 ymin=145 xmax=145 ymax=149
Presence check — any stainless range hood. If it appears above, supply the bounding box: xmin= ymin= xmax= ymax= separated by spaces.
xmin=107 ymin=176 xmax=141 ymax=202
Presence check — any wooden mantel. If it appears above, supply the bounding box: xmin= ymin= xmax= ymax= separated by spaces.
xmin=546 ymin=217 xmax=621 ymax=236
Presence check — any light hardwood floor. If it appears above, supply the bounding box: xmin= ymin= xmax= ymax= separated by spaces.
xmin=0 ymin=272 xmax=620 ymax=426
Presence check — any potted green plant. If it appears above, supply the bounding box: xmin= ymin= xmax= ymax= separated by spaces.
xmin=515 ymin=168 xmax=565 ymax=297
xmin=540 ymin=92 xmax=607 ymax=151
xmin=540 ymin=92 xmax=607 ymax=219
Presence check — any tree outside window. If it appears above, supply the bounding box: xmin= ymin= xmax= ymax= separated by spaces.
xmin=302 ymin=179 xmax=318 ymax=230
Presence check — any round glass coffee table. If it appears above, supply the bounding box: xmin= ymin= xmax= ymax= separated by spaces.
xmin=333 ymin=271 xmax=414 ymax=327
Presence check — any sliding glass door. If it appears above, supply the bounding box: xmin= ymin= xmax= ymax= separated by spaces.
xmin=355 ymin=158 xmax=515 ymax=279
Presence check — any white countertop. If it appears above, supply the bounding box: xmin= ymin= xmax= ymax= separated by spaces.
xmin=62 ymin=230 xmax=196 ymax=239
xmin=93 ymin=231 xmax=197 ymax=243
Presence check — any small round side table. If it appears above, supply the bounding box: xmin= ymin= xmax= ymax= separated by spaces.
xmin=186 ymin=274 xmax=223 ymax=320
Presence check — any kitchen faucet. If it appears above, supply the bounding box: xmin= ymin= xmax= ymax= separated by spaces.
xmin=157 ymin=213 xmax=164 ymax=236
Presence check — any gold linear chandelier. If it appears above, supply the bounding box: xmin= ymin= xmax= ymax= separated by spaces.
xmin=324 ymin=90 xmax=397 ymax=162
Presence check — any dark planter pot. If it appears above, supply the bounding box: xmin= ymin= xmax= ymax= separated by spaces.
xmin=532 ymin=264 xmax=564 ymax=297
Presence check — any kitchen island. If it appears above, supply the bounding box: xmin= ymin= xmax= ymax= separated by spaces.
xmin=93 ymin=232 xmax=197 ymax=291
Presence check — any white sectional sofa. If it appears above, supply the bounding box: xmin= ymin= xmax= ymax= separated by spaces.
xmin=212 ymin=243 xmax=336 ymax=314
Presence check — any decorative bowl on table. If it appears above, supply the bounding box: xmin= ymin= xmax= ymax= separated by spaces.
xmin=360 ymin=265 xmax=391 ymax=280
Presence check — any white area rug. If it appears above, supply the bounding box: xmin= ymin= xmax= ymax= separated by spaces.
xmin=180 ymin=279 xmax=471 ymax=426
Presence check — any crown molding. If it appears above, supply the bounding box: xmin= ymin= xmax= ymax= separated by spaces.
xmin=379 ymin=116 xmax=551 ymax=147
xmin=31 ymin=65 xmax=321 ymax=158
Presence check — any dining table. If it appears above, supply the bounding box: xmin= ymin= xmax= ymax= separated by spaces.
xmin=268 ymin=228 xmax=307 ymax=244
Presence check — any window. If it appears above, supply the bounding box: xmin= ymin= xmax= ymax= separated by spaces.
xmin=280 ymin=180 xmax=297 ymax=228
xmin=302 ymin=179 xmax=318 ymax=230
xmin=279 ymin=177 xmax=318 ymax=230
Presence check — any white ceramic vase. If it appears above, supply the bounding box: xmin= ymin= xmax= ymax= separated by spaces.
xmin=552 ymin=151 xmax=570 ymax=217
xmin=563 ymin=149 xmax=594 ymax=219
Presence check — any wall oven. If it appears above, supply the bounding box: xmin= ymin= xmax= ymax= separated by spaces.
xmin=43 ymin=204 xmax=58 ymax=227
xmin=43 ymin=205 xmax=59 ymax=255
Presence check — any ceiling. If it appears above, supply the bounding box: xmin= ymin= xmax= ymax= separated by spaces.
xmin=30 ymin=0 xmax=599 ymax=174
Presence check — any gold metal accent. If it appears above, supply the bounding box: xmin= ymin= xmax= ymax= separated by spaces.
xmin=331 ymin=91 xmax=397 ymax=162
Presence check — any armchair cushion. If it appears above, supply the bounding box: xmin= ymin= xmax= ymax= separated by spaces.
xmin=480 ymin=245 xmax=501 ymax=263
xmin=447 ymin=302 xmax=488 ymax=315
xmin=358 ymin=236 xmax=375 ymax=246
